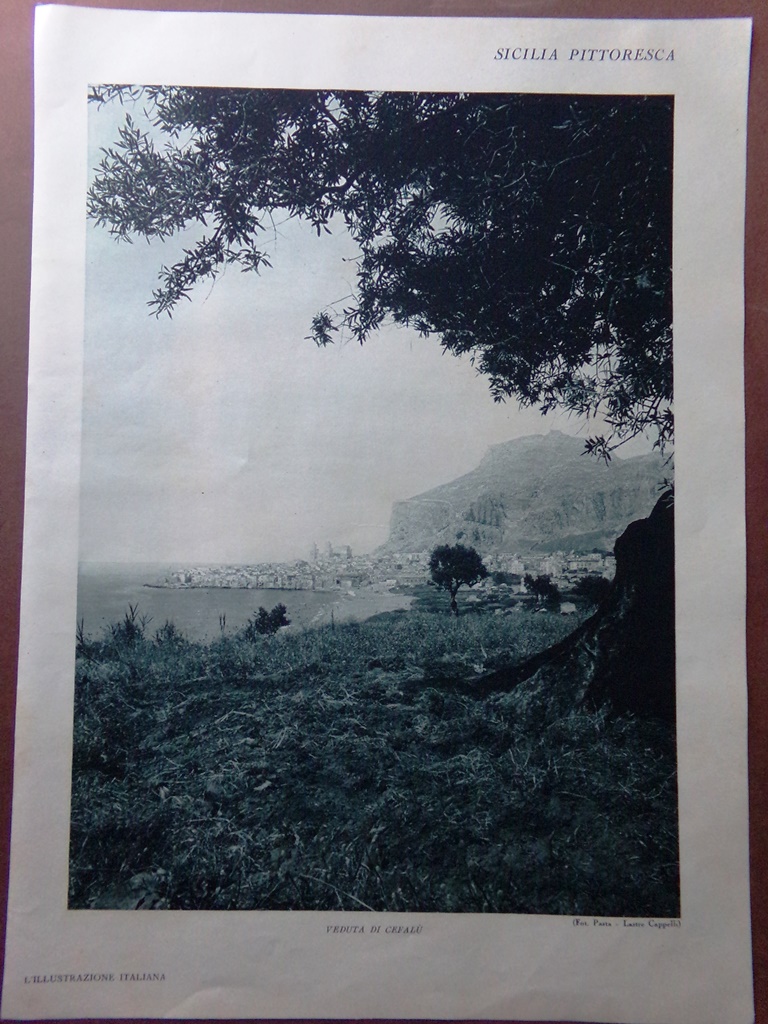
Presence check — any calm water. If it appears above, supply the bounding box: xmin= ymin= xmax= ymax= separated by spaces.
xmin=77 ymin=563 xmax=410 ymax=642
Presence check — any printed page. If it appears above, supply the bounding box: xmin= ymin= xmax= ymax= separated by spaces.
xmin=1 ymin=7 xmax=753 ymax=1021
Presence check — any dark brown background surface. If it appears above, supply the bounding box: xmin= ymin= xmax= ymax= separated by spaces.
xmin=0 ymin=2 xmax=764 ymax=1023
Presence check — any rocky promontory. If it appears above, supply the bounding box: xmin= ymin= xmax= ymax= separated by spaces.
xmin=382 ymin=431 xmax=667 ymax=554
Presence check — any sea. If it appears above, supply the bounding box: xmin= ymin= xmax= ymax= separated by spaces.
xmin=76 ymin=563 xmax=412 ymax=643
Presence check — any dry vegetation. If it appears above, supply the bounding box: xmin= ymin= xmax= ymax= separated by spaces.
xmin=70 ymin=607 xmax=679 ymax=915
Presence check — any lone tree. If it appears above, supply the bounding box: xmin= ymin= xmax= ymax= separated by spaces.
xmin=87 ymin=86 xmax=675 ymax=720
xmin=523 ymin=573 xmax=561 ymax=609
xmin=429 ymin=544 xmax=488 ymax=618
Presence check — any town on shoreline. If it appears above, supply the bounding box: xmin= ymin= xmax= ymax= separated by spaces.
xmin=149 ymin=542 xmax=616 ymax=597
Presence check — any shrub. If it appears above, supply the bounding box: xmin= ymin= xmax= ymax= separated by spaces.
xmin=241 ymin=603 xmax=291 ymax=640
xmin=106 ymin=604 xmax=151 ymax=649
xmin=154 ymin=620 xmax=186 ymax=646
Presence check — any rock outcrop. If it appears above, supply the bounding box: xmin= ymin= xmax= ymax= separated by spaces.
xmin=383 ymin=431 xmax=667 ymax=554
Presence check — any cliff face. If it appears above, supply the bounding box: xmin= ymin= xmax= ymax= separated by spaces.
xmin=383 ymin=431 xmax=667 ymax=554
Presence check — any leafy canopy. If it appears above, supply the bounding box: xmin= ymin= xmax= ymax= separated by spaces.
xmin=88 ymin=87 xmax=673 ymax=455
xmin=429 ymin=543 xmax=489 ymax=601
xmin=574 ymin=574 xmax=612 ymax=606
xmin=243 ymin=603 xmax=291 ymax=640
xmin=523 ymin=573 xmax=561 ymax=607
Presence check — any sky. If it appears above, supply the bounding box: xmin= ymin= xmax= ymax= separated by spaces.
xmin=80 ymin=95 xmax=650 ymax=565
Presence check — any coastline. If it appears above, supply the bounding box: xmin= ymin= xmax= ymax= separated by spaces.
xmin=140 ymin=576 xmax=415 ymax=624
xmin=79 ymin=568 xmax=414 ymax=642
xmin=304 ymin=588 xmax=413 ymax=626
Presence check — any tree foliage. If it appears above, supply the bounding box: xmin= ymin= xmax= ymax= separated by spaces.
xmin=429 ymin=543 xmax=488 ymax=617
xmin=88 ymin=86 xmax=673 ymax=454
xmin=492 ymin=570 xmax=516 ymax=587
xmin=524 ymin=573 xmax=561 ymax=607
xmin=574 ymin=574 xmax=612 ymax=607
xmin=243 ymin=603 xmax=291 ymax=639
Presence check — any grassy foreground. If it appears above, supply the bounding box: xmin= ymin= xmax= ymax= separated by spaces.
xmin=70 ymin=608 xmax=679 ymax=915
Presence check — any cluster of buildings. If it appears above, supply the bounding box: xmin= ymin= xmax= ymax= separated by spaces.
xmin=157 ymin=544 xmax=615 ymax=594
xmin=472 ymin=550 xmax=616 ymax=596
xmin=159 ymin=547 xmax=429 ymax=592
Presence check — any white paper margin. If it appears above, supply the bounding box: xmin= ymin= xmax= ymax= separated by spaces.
xmin=2 ymin=8 xmax=753 ymax=1023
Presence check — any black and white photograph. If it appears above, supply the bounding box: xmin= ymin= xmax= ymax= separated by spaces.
xmin=70 ymin=86 xmax=679 ymax=916
xmin=2 ymin=9 xmax=755 ymax=1022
